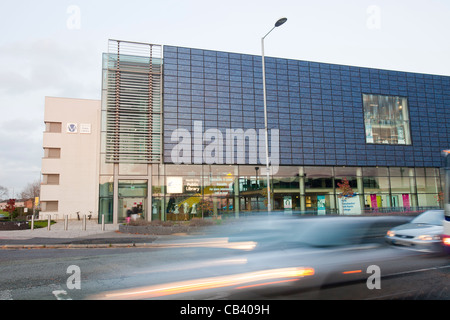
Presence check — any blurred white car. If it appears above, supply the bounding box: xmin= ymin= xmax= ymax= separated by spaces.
xmin=385 ymin=210 xmax=444 ymax=252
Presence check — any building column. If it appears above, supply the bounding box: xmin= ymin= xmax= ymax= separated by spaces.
xmin=113 ymin=163 xmax=119 ymax=224
xmin=299 ymin=167 xmax=306 ymax=212
xmin=356 ymin=167 xmax=364 ymax=214
xmin=147 ymin=165 xmax=152 ymax=222
xmin=234 ymin=166 xmax=240 ymax=219
xmin=409 ymin=168 xmax=418 ymax=209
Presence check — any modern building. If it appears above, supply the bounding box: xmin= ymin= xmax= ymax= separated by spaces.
xmin=40 ymin=97 xmax=101 ymax=220
xmin=41 ymin=39 xmax=450 ymax=223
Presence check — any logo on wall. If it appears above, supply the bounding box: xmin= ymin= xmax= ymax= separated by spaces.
xmin=167 ymin=177 xmax=183 ymax=194
xmin=67 ymin=123 xmax=78 ymax=133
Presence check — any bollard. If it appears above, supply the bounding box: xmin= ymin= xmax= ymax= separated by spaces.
xmin=31 ymin=215 xmax=34 ymax=231
xmin=64 ymin=215 xmax=68 ymax=230
xmin=102 ymin=214 xmax=105 ymax=231
xmin=48 ymin=215 xmax=51 ymax=231
xmin=82 ymin=215 xmax=86 ymax=231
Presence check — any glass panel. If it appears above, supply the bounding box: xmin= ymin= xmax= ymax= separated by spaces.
xmin=416 ymin=176 xmax=439 ymax=193
xmin=305 ymin=177 xmax=333 ymax=189
xmin=99 ymin=176 xmax=113 ymax=197
xmin=363 ymin=177 xmax=390 ymax=193
xmin=417 ymin=193 xmax=441 ymax=208
xmin=99 ymin=176 xmax=114 ymax=223
xmin=165 ymin=164 xmax=202 ymax=176
xmin=98 ymin=197 xmax=113 ymax=223
xmin=273 ymin=166 xmax=301 ymax=176
xmin=363 ymin=94 xmax=411 ymax=145
xmin=119 ymin=198 xmax=146 ymax=222
xmin=165 ymin=195 xmax=203 ymax=220
xmin=364 ymin=194 xmax=390 ymax=210
xmin=304 ymin=166 xmax=333 ymax=178
xmin=118 ymin=180 xmax=148 ymax=222
xmin=390 ymin=176 xmax=410 ymax=193
xmin=334 ymin=167 xmax=360 ymax=177
xmin=273 ymin=177 xmax=300 ymax=190
xmin=103 ymin=42 xmax=163 ymax=163
xmin=363 ymin=167 xmax=389 ymax=176
xmin=389 ymin=167 xmax=411 ymax=176
xmin=391 ymin=193 xmax=412 ymax=210
xmin=239 ymin=166 xmax=267 ymax=191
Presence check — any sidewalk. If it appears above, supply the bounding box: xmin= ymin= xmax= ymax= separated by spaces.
xmin=0 ymin=220 xmax=166 ymax=249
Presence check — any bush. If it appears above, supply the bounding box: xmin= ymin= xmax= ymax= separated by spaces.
xmin=32 ymin=220 xmax=56 ymax=229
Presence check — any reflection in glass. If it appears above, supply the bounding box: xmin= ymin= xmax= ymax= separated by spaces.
xmin=99 ymin=176 xmax=114 ymax=223
xmin=118 ymin=180 xmax=148 ymax=222
xmin=363 ymin=94 xmax=411 ymax=145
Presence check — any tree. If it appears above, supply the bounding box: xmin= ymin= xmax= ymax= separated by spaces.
xmin=258 ymin=187 xmax=269 ymax=207
xmin=435 ymin=191 xmax=444 ymax=208
xmin=0 ymin=186 xmax=8 ymax=200
xmin=20 ymin=180 xmax=40 ymax=201
xmin=197 ymin=199 xmax=213 ymax=217
xmin=337 ymin=178 xmax=354 ymax=198
xmin=5 ymin=199 xmax=16 ymax=221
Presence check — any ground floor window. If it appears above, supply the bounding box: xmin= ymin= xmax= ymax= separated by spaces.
xmin=148 ymin=165 xmax=442 ymax=220
xmin=99 ymin=165 xmax=443 ymax=222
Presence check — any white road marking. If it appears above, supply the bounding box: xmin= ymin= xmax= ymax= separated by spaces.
xmin=52 ymin=289 xmax=72 ymax=300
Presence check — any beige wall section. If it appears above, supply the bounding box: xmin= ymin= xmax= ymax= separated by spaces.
xmin=40 ymin=97 xmax=101 ymax=220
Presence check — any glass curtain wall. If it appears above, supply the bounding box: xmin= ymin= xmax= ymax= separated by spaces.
xmin=151 ymin=164 xmax=442 ymax=220
xmin=99 ymin=41 xmax=163 ymax=224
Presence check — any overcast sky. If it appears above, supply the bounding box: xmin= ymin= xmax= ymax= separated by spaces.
xmin=0 ymin=0 xmax=449 ymax=197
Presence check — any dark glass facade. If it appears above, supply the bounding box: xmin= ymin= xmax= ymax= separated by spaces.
xmin=162 ymin=45 xmax=449 ymax=168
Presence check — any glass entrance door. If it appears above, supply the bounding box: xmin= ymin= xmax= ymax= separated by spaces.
xmin=118 ymin=180 xmax=148 ymax=222
xmin=119 ymin=197 xmax=146 ymax=222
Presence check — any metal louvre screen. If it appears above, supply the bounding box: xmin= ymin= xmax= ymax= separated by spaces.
xmin=104 ymin=40 xmax=162 ymax=163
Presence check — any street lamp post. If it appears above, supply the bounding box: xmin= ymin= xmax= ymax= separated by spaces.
xmin=261 ymin=17 xmax=287 ymax=213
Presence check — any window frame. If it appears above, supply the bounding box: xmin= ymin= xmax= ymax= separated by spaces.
xmin=362 ymin=93 xmax=412 ymax=146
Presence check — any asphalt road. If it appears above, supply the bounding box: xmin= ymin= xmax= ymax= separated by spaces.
xmin=0 ymin=245 xmax=448 ymax=301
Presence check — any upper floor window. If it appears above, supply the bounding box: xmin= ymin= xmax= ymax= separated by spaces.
xmin=363 ymin=94 xmax=411 ymax=145
xmin=44 ymin=147 xmax=61 ymax=159
xmin=45 ymin=122 xmax=62 ymax=133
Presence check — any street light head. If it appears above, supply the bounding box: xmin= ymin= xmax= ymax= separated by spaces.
xmin=275 ymin=17 xmax=287 ymax=27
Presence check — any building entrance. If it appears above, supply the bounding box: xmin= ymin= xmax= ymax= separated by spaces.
xmin=118 ymin=180 xmax=148 ymax=223
xmin=119 ymin=197 xmax=146 ymax=222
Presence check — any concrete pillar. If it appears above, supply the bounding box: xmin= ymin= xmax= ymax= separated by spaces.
xmin=299 ymin=167 xmax=306 ymax=212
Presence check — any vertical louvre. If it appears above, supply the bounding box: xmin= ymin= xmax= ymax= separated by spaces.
xmin=104 ymin=40 xmax=162 ymax=163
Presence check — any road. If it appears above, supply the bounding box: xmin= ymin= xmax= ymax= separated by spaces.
xmin=0 ymin=245 xmax=448 ymax=301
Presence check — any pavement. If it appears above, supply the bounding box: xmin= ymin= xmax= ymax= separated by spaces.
xmin=0 ymin=220 xmax=177 ymax=249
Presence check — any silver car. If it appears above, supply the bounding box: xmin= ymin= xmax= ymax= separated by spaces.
xmin=385 ymin=210 xmax=444 ymax=252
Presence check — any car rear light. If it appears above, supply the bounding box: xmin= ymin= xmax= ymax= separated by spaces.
xmin=443 ymin=235 xmax=450 ymax=247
